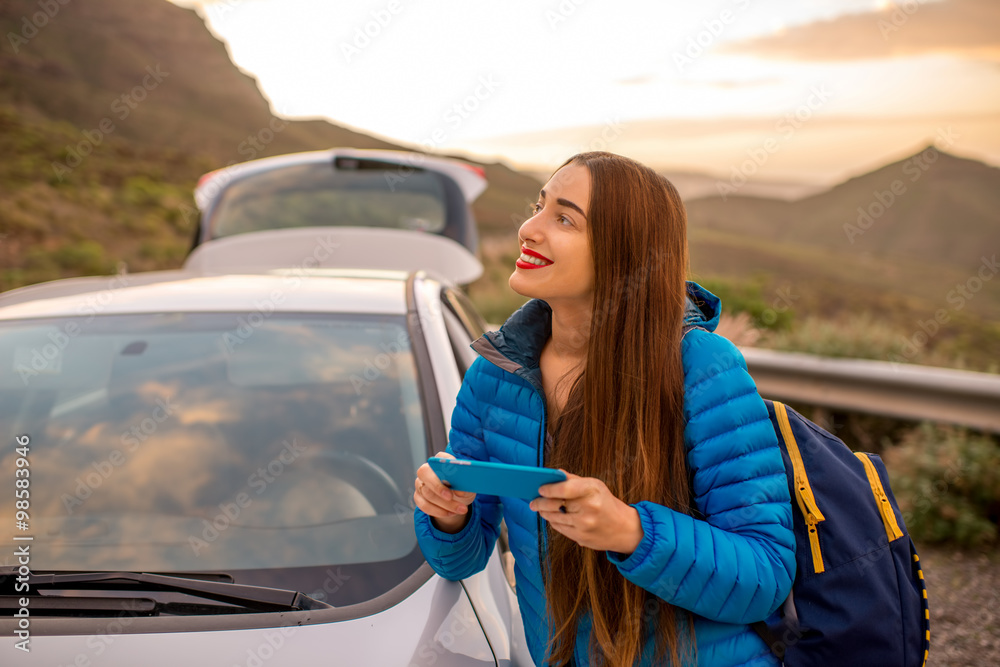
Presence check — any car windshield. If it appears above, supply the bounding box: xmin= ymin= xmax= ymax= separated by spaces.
xmin=0 ymin=312 xmax=428 ymax=606
xmin=209 ymin=161 xmax=448 ymax=240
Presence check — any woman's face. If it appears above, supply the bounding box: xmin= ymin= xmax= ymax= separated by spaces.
xmin=509 ymin=162 xmax=595 ymax=305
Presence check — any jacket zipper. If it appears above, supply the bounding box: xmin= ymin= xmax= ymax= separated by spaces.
xmin=854 ymin=452 xmax=904 ymax=542
xmin=773 ymin=402 xmax=827 ymax=574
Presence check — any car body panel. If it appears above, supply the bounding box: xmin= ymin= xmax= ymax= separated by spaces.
xmin=0 ymin=575 xmax=497 ymax=666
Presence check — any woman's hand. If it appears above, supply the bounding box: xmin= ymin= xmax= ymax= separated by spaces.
xmin=414 ymin=452 xmax=477 ymax=534
xmin=530 ymin=473 xmax=644 ymax=555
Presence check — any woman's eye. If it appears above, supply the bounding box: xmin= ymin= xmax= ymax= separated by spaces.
xmin=531 ymin=203 xmax=542 ymax=214
xmin=559 ymin=215 xmax=573 ymax=226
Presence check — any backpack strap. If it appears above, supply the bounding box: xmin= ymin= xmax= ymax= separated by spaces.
xmin=751 ymin=591 xmax=800 ymax=659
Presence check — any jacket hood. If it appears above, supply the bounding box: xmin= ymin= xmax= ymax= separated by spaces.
xmin=474 ymin=281 xmax=721 ymax=376
xmin=683 ymin=281 xmax=721 ymax=332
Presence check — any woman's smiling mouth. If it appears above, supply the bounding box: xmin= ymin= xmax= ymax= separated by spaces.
xmin=516 ymin=247 xmax=554 ymax=269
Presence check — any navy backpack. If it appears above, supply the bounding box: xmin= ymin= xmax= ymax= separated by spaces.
xmin=752 ymin=399 xmax=931 ymax=667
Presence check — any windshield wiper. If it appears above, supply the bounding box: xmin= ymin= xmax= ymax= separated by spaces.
xmin=0 ymin=594 xmax=158 ymax=617
xmin=1 ymin=569 xmax=331 ymax=613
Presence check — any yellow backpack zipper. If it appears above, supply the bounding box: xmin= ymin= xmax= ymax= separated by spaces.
xmin=855 ymin=452 xmax=905 ymax=542
xmin=774 ymin=402 xmax=827 ymax=574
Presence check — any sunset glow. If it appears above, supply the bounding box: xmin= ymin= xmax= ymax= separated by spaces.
xmin=169 ymin=0 xmax=1000 ymax=183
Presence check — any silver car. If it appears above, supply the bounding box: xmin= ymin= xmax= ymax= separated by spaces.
xmin=0 ymin=228 xmax=532 ymax=666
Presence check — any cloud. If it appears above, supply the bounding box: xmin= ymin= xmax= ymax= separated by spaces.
xmin=615 ymin=75 xmax=656 ymax=86
xmin=720 ymin=0 xmax=1000 ymax=61
xmin=693 ymin=78 xmax=784 ymax=89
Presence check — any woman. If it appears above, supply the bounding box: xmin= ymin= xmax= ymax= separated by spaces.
xmin=413 ymin=152 xmax=795 ymax=667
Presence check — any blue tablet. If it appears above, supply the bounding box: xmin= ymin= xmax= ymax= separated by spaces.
xmin=428 ymin=457 xmax=567 ymax=500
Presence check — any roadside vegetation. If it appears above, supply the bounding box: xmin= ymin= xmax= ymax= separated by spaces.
xmin=0 ymin=105 xmax=204 ymax=291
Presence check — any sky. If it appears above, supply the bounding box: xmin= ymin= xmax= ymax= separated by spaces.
xmin=169 ymin=0 xmax=1000 ymax=185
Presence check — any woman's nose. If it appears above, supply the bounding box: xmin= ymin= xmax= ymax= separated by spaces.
xmin=518 ymin=211 xmax=543 ymax=245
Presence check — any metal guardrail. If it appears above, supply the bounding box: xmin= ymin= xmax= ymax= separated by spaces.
xmin=741 ymin=347 xmax=1000 ymax=434
xmin=483 ymin=323 xmax=1000 ymax=432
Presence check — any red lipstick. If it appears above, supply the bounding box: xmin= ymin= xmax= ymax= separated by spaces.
xmin=516 ymin=246 xmax=554 ymax=270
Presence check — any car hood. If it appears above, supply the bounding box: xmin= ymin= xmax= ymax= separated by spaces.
xmin=0 ymin=576 xmax=496 ymax=667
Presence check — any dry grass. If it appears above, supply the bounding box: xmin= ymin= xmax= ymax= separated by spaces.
xmin=919 ymin=545 xmax=1000 ymax=666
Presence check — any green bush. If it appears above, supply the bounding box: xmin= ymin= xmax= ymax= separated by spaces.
xmin=51 ymin=241 xmax=114 ymax=275
xmin=122 ymin=175 xmax=169 ymax=207
xmin=697 ymin=276 xmax=794 ymax=331
xmin=884 ymin=423 xmax=1000 ymax=547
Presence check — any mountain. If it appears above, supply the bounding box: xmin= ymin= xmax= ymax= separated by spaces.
xmin=0 ymin=0 xmax=395 ymax=161
xmin=0 ymin=0 xmax=539 ymax=266
xmin=662 ymin=171 xmax=827 ymax=202
xmin=1 ymin=0 xmax=996 ymax=370
xmin=685 ymin=148 xmax=1000 ymax=271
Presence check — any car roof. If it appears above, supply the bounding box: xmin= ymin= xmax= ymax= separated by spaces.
xmin=0 ymin=228 xmax=481 ymax=321
xmin=0 ymin=271 xmax=411 ymax=320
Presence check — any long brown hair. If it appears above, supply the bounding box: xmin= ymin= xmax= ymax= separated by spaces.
xmin=544 ymin=152 xmax=693 ymax=666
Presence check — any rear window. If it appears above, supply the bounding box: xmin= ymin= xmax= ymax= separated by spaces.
xmin=209 ymin=161 xmax=447 ymax=240
xmin=0 ymin=312 xmax=429 ymax=606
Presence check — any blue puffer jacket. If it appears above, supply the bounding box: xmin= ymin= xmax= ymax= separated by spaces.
xmin=415 ymin=282 xmax=795 ymax=666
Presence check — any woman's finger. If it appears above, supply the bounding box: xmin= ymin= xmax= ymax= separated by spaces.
xmin=413 ymin=477 xmax=467 ymax=517
xmin=536 ymin=473 xmax=584 ymax=500
xmin=529 ymin=498 xmax=567 ymax=514
xmin=415 ymin=457 xmax=475 ymax=515
xmin=417 ymin=458 xmax=455 ymax=501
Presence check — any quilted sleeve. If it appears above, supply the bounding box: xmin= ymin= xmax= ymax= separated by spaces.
xmin=414 ymin=357 xmax=504 ymax=580
xmin=606 ymin=329 xmax=795 ymax=624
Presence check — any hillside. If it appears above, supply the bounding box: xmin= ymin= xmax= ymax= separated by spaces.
xmin=0 ymin=0 xmax=540 ymax=283
xmin=1 ymin=0 xmax=997 ymax=372
xmin=686 ymin=148 xmax=1000 ymax=271
xmin=0 ymin=0 xmax=396 ymax=161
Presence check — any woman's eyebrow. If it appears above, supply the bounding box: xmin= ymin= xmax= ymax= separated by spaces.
xmin=539 ymin=189 xmax=587 ymax=219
